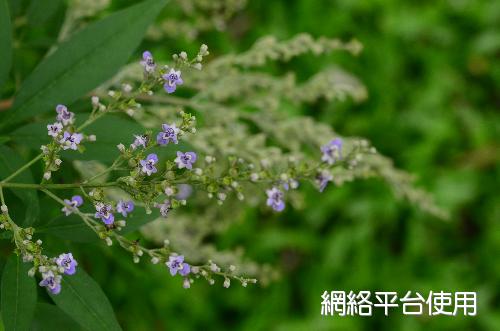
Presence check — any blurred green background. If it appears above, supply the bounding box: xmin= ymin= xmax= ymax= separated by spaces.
xmin=2 ymin=0 xmax=499 ymax=330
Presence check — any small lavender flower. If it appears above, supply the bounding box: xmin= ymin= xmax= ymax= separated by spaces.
xmin=55 ymin=104 xmax=74 ymax=126
xmin=94 ymin=202 xmax=114 ymax=225
xmin=266 ymin=187 xmax=285 ymax=212
xmin=39 ymin=271 xmax=62 ymax=295
xmin=117 ymin=200 xmax=134 ymax=217
xmin=56 ymin=253 xmax=78 ymax=275
xmin=47 ymin=122 xmax=63 ymax=138
xmin=140 ymin=153 xmax=158 ymax=176
xmin=131 ymin=134 xmax=148 ymax=150
xmin=166 ymin=255 xmax=190 ymax=276
xmin=176 ymin=184 xmax=193 ymax=200
xmin=316 ymin=170 xmax=333 ymax=192
xmin=163 ymin=69 xmax=183 ymax=94
xmin=321 ymin=138 xmax=343 ymax=165
xmin=59 ymin=131 xmax=83 ymax=150
xmin=156 ymin=123 xmax=180 ymax=145
xmin=174 ymin=151 xmax=197 ymax=170
xmin=140 ymin=51 xmax=156 ymax=73
xmin=155 ymin=200 xmax=171 ymax=217
xmin=61 ymin=195 xmax=83 ymax=216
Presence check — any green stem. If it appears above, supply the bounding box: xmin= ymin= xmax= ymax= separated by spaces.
xmin=0 ymin=154 xmax=43 ymax=184
xmin=0 ymin=182 xmax=118 ymax=190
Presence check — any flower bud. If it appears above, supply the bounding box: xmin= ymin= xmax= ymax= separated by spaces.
xmin=91 ymin=96 xmax=99 ymax=107
xmin=1 ymin=205 xmax=8 ymax=213
xmin=88 ymin=135 xmax=96 ymax=142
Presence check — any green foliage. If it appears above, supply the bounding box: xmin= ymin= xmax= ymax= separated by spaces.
xmin=49 ymin=269 xmax=121 ymax=331
xmin=0 ymin=0 xmax=12 ymax=90
xmin=1 ymin=254 xmax=37 ymax=331
xmin=0 ymin=146 xmax=39 ymax=226
xmin=0 ymin=0 xmax=498 ymax=330
xmin=0 ymin=0 xmax=168 ymax=130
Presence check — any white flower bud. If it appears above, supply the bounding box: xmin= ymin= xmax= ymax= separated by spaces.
xmin=164 ymin=187 xmax=175 ymax=196
xmin=122 ymin=83 xmax=132 ymax=93
xmin=137 ymin=250 xmax=143 ymax=257
xmin=133 ymin=256 xmax=140 ymax=263
xmin=217 ymin=193 xmax=226 ymax=201
xmin=151 ymin=257 xmax=159 ymax=264
xmin=242 ymin=281 xmax=248 ymax=287
xmin=117 ymin=143 xmax=125 ymax=152
xmin=1 ymin=205 xmax=8 ymax=213
xmin=43 ymin=172 xmax=51 ymax=180
xmin=116 ymin=220 xmax=126 ymax=227
xmin=0 ymin=224 xmax=4 ymax=229
xmin=194 ymin=168 xmax=203 ymax=176
xmin=183 ymin=278 xmax=191 ymax=289
xmin=99 ymin=104 xmax=106 ymax=112
xmin=179 ymin=51 xmax=187 ymax=60
xmin=40 ymin=145 xmax=49 ymax=155
xmin=223 ymin=278 xmax=230 ymax=288
xmin=250 ymin=173 xmax=259 ymax=182
xmin=36 ymin=239 xmax=43 ymax=245
xmin=91 ymin=96 xmax=99 ymax=107
xmin=192 ymin=63 xmax=202 ymax=70
xmin=237 ymin=193 xmax=244 ymax=201
xmin=105 ymin=237 xmax=113 ymax=246
xmin=191 ymin=266 xmax=199 ymax=274
xmin=88 ymin=135 xmax=96 ymax=142
xmin=55 ymin=159 xmax=62 ymax=166
xmin=208 ymin=279 xmax=215 ymax=285
xmin=163 ymin=239 xmax=170 ymax=246
xmin=200 ymin=44 xmax=208 ymax=55
xmin=229 ymin=265 xmax=236 ymax=272
xmin=231 ymin=181 xmax=239 ymax=188
xmin=108 ymin=90 xmax=116 ymax=97
xmin=28 ymin=268 xmax=36 ymax=277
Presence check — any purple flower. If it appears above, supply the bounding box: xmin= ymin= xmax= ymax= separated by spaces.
xmin=321 ymin=138 xmax=343 ymax=165
xmin=117 ymin=200 xmax=134 ymax=217
xmin=166 ymin=255 xmax=190 ymax=276
xmin=39 ymin=271 xmax=61 ymax=295
xmin=140 ymin=153 xmax=158 ymax=176
xmin=176 ymin=184 xmax=193 ymax=200
xmin=94 ymin=202 xmax=114 ymax=225
xmin=56 ymin=253 xmax=78 ymax=275
xmin=55 ymin=104 xmax=74 ymax=126
xmin=156 ymin=123 xmax=180 ymax=145
xmin=163 ymin=69 xmax=183 ymax=94
xmin=59 ymin=131 xmax=83 ymax=150
xmin=316 ymin=170 xmax=333 ymax=192
xmin=155 ymin=200 xmax=171 ymax=217
xmin=266 ymin=187 xmax=285 ymax=212
xmin=61 ymin=195 xmax=83 ymax=216
xmin=131 ymin=135 xmax=148 ymax=150
xmin=140 ymin=51 xmax=156 ymax=73
xmin=174 ymin=151 xmax=197 ymax=170
xmin=47 ymin=122 xmax=63 ymax=138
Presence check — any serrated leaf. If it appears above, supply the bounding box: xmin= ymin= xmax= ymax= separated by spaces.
xmin=1 ymin=254 xmax=37 ymax=331
xmin=0 ymin=145 xmax=39 ymax=226
xmin=0 ymin=0 xmax=13 ymax=89
xmin=49 ymin=268 xmax=122 ymax=331
xmin=0 ymin=0 xmax=169 ymax=131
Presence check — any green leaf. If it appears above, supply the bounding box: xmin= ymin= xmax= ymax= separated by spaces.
xmin=0 ymin=0 xmax=169 ymax=131
xmin=0 ymin=0 xmax=13 ymax=89
xmin=1 ymin=254 xmax=37 ymax=331
xmin=27 ymin=0 xmax=64 ymax=26
xmin=31 ymin=303 xmax=83 ymax=331
xmin=49 ymin=268 xmax=122 ymax=331
xmin=0 ymin=146 xmax=39 ymax=226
